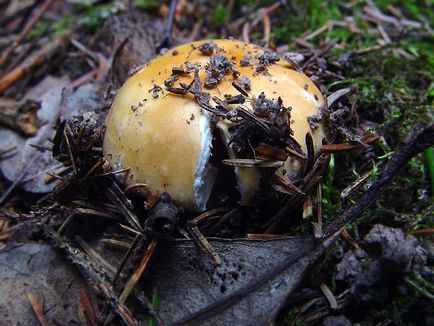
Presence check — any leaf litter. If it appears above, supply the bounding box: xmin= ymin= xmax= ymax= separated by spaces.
xmin=0 ymin=2 xmax=433 ymax=325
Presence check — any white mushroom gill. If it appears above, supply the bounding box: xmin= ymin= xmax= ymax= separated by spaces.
xmin=194 ymin=113 xmax=217 ymax=211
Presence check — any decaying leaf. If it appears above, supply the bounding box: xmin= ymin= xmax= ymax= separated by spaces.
xmin=0 ymin=76 xmax=68 ymax=193
xmin=0 ymin=242 xmax=85 ymax=325
xmin=145 ymin=236 xmax=317 ymax=325
xmin=0 ymin=78 xmax=101 ymax=193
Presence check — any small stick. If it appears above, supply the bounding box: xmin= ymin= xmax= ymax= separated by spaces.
xmin=204 ymin=208 xmax=239 ymax=236
xmin=302 ymin=41 xmax=337 ymax=71
xmin=0 ymin=145 xmax=17 ymax=157
xmin=186 ymin=221 xmax=221 ymax=265
xmin=68 ymin=69 xmax=97 ymax=91
xmin=63 ymin=125 xmax=78 ymax=175
xmin=251 ymin=2 xmax=282 ymax=28
xmin=340 ymin=229 xmax=360 ymax=251
xmin=0 ymin=31 xmax=71 ymax=93
xmin=27 ymin=292 xmax=50 ymax=326
xmin=312 ymin=184 xmax=323 ymax=239
xmin=242 ymin=22 xmax=250 ymax=44
xmin=319 ymin=282 xmax=338 ymax=310
xmin=106 ymin=183 xmax=142 ymax=231
xmin=113 ymin=233 xmax=142 ymax=284
xmin=44 ymin=226 xmax=140 ymax=326
xmin=157 ymin=0 xmax=179 ymax=51
xmin=0 ymin=155 xmax=37 ymax=206
xmin=262 ymin=14 xmax=271 ymax=45
xmin=100 ymin=238 xmax=131 ymax=250
xmin=301 ymin=23 xmax=331 ymax=42
xmin=246 ymin=233 xmax=284 ymax=240
xmin=323 ymin=122 xmax=434 ymax=240
xmin=408 ymin=228 xmax=434 ymax=237
xmin=119 ymin=240 xmax=157 ymax=303
xmin=320 ymin=134 xmax=380 ymax=153
xmin=75 ymin=236 xmax=117 ymax=278
xmin=191 ymin=208 xmax=229 ymax=226
xmin=0 ymin=0 xmax=55 ymax=67
xmin=79 ymin=287 xmax=98 ymax=326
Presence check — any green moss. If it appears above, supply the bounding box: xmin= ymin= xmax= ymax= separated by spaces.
xmin=369 ymin=296 xmax=415 ymax=325
xmin=26 ymin=22 xmax=50 ymax=40
xmin=76 ymin=2 xmax=122 ymax=31
xmin=281 ymin=308 xmax=306 ymax=326
xmin=134 ymin=0 xmax=159 ymax=11
xmin=211 ymin=4 xmax=228 ymax=25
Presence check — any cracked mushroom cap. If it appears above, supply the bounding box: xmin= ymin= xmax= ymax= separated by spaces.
xmin=103 ymin=39 xmax=326 ymax=211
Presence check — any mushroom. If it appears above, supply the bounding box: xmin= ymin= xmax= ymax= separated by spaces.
xmin=103 ymin=39 xmax=326 ymax=211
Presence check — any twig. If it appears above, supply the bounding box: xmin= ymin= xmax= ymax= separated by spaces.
xmin=312 ymin=184 xmax=323 ymax=239
xmin=408 ymin=228 xmax=434 ymax=237
xmin=106 ymin=181 xmax=142 ymax=231
xmin=303 ymin=23 xmax=331 ymax=41
xmin=119 ymin=240 xmax=157 ymax=304
xmin=44 ymin=226 xmax=139 ymax=326
xmin=79 ymin=287 xmax=98 ymax=326
xmin=75 ymin=235 xmax=117 ymax=278
xmin=157 ymin=0 xmax=179 ymax=50
xmin=0 ymin=31 xmax=71 ymax=93
xmin=320 ymin=134 xmax=380 ymax=153
xmin=326 ymin=88 xmax=351 ymax=107
xmin=63 ymin=126 xmax=78 ymax=176
xmin=340 ymin=229 xmax=360 ymax=251
xmin=262 ymin=14 xmax=271 ymax=45
xmin=27 ymin=292 xmax=50 ymax=326
xmin=242 ymin=22 xmax=250 ymax=43
xmin=0 ymin=155 xmax=37 ymax=206
xmin=191 ymin=208 xmax=229 ymax=226
xmin=302 ymin=41 xmax=337 ymax=71
xmin=251 ymin=1 xmax=282 ymax=28
xmin=113 ymin=233 xmax=142 ymax=284
xmin=0 ymin=0 xmax=55 ymax=67
xmin=203 ymin=208 xmax=240 ymax=236
xmin=186 ymin=221 xmax=221 ymax=265
xmin=319 ymin=282 xmax=337 ymax=310
xmin=363 ymin=5 xmax=422 ymax=29
xmin=177 ymin=124 xmax=434 ymax=325
xmin=340 ymin=162 xmax=385 ymax=199
xmin=0 ymin=145 xmax=17 ymax=157
xmin=70 ymin=38 xmax=99 ymax=62
xmin=323 ymin=122 xmax=434 ymax=240
xmin=246 ymin=233 xmax=284 ymax=240
xmin=265 ymin=154 xmax=330 ymax=233
xmin=68 ymin=69 xmax=97 ymax=91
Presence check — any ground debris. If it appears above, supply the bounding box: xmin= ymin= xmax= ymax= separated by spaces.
xmin=198 ymin=41 xmax=220 ymax=55
xmin=364 ymin=224 xmax=427 ymax=274
xmin=204 ymin=54 xmax=234 ymax=88
xmin=0 ymin=242 xmax=85 ymax=325
xmin=0 ymin=1 xmax=432 ymax=325
xmin=229 ymin=92 xmax=292 ymax=158
xmin=335 ymin=224 xmax=429 ymax=304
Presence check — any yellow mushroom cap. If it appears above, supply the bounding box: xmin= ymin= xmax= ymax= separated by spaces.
xmin=103 ymin=39 xmax=326 ymax=211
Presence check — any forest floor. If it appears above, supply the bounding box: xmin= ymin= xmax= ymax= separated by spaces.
xmin=0 ymin=0 xmax=433 ymax=325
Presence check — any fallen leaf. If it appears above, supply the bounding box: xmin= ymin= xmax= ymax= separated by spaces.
xmin=0 ymin=76 xmax=68 ymax=193
xmin=0 ymin=242 xmax=86 ymax=325
xmin=145 ymin=236 xmax=318 ymax=325
xmin=0 ymin=77 xmax=101 ymax=193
